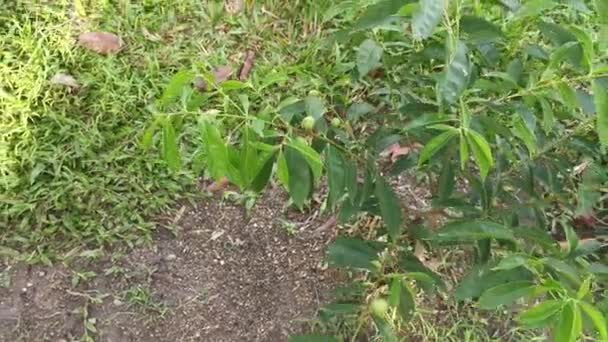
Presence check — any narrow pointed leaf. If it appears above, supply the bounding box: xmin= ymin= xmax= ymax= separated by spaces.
xmin=466 ymin=130 xmax=494 ymax=179
xmin=158 ymin=70 xmax=194 ymax=109
xmin=354 ymin=0 xmax=414 ymax=30
xmin=517 ymin=300 xmax=563 ymax=327
xmin=161 ymin=119 xmax=181 ymax=172
xmin=326 ymin=145 xmax=347 ymax=208
xmin=288 ymin=138 xmax=323 ymax=181
xmin=284 ymin=146 xmax=313 ymax=209
xmin=579 ymin=301 xmax=608 ymax=341
xmin=435 ymin=220 xmax=515 ymax=242
xmin=418 ymin=130 xmax=458 ymax=165
xmin=375 ymin=177 xmax=403 ymax=241
xmin=326 ymin=237 xmax=383 ymax=270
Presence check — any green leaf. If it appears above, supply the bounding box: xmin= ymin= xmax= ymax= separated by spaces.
xmin=555 ymin=302 xmax=582 ymax=342
xmin=277 ymin=151 xmax=289 ymax=190
xmin=326 ymin=145 xmax=347 ymax=208
xmin=459 ymin=131 xmax=469 ymax=169
xmin=289 ymin=335 xmax=338 ymax=342
xmin=579 ymin=301 xmax=608 ymax=341
xmin=158 ymin=70 xmax=194 ymax=109
xmin=455 ymin=264 xmax=533 ymax=300
xmin=440 ymin=41 xmax=471 ymax=104
xmin=478 ymin=281 xmax=535 ymax=309
xmin=418 ymin=130 xmax=458 ymax=166
xmin=240 ymin=132 xmax=258 ymax=188
xmin=375 ymin=177 xmax=403 ymax=241
xmin=460 ymin=15 xmax=504 ymax=43
xmin=284 ymin=146 xmax=313 ymax=209
xmin=517 ymin=300 xmax=563 ymax=327
xmin=466 ymin=130 xmax=494 ymax=179
xmin=412 ymin=0 xmax=445 ymax=40
xmin=593 ymin=80 xmax=608 ymax=146
xmin=326 ymin=237 xmax=383 ymax=271
xmin=201 ymin=121 xmax=229 ymax=181
xmin=398 ymin=253 xmax=446 ymax=291
xmin=434 ymin=220 xmax=515 ymax=242
xmin=542 ymin=258 xmax=582 ymax=285
xmin=220 ymin=80 xmax=247 ymax=91
xmin=493 ymin=255 xmax=528 ymax=271
xmin=141 ymin=117 xmax=161 ymax=151
xmin=539 ymin=97 xmax=555 ymax=133
xmin=288 ymin=138 xmax=323 ymax=182
xmin=569 ymin=26 xmax=594 ymax=72
xmin=250 ymin=152 xmax=276 ymax=192
xmin=563 ymin=224 xmax=579 ymax=256
xmin=513 ymin=0 xmax=556 ymax=19
xmin=511 ymin=115 xmax=537 ymax=156
xmin=354 ymin=0 xmax=413 ymax=30
xmin=389 ymin=278 xmax=415 ymax=322
xmin=373 ymin=316 xmax=398 ymax=342
xmin=161 ymin=119 xmax=181 ymax=172
xmin=357 ymin=39 xmax=383 ymax=77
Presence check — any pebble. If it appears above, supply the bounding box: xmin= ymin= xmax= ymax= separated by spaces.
xmin=113 ymin=299 xmax=123 ymax=306
xmin=163 ymin=254 xmax=177 ymax=261
xmin=26 ymin=282 xmax=33 ymax=287
xmin=38 ymin=271 xmax=45 ymax=277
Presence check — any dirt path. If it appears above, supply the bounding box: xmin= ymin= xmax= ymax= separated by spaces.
xmin=0 ymin=188 xmax=336 ymax=341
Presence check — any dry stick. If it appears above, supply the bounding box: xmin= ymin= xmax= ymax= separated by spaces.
xmin=239 ymin=50 xmax=255 ymax=80
xmin=312 ymin=215 xmax=338 ymax=235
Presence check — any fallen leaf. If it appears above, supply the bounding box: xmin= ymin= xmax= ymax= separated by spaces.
xmin=193 ymin=66 xmax=233 ymax=91
xmin=50 ymin=73 xmax=80 ymax=90
xmin=78 ymin=32 xmax=123 ymax=55
xmin=239 ymin=50 xmax=255 ymax=80
xmin=224 ymin=0 xmax=244 ymax=14
xmin=382 ymin=143 xmax=410 ymax=163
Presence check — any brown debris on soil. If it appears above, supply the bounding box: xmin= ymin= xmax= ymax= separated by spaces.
xmin=0 ymin=189 xmax=335 ymax=342
xmin=239 ymin=50 xmax=255 ymax=80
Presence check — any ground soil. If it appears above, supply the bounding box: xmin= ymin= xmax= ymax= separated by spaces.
xmin=0 ymin=186 xmax=337 ymax=342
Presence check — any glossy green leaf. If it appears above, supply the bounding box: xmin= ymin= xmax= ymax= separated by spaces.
xmin=517 ymin=300 xmax=563 ymax=327
xmin=513 ymin=0 xmax=557 ymax=19
xmin=357 ymin=39 xmax=383 ymax=77
xmin=161 ymin=119 xmax=181 ymax=172
xmin=250 ymin=153 xmax=276 ymax=192
xmin=493 ymin=255 xmax=528 ymax=271
xmin=284 ymin=146 xmax=312 ymax=209
xmin=159 ymin=70 xmax=194 ymax=109
xmin=478 ymin=281 xmax=535 ymax=309
xmin=354 ymin=0 xmax=413 ymax=29
xmin=440 ymin=41 xmax=471 ymax=104
xmin=459 ymin=131 xmax=469 ymax=169
xmin=569 ymin=26 xmax=594 ymax=72
xmin=412 ymin=0 xmax=445 ymax=39
xmin=555 ymin=302 xmax=582 ymax=342
xmin=240 ymin=132 xmax=258 ymax=188
xmin=375 ymin=177 xmax=403 ymax=241
xmin=399 ymin=253 xmax=446 ymax=291
xmin=579 ymin=301 xmax=608 ymax=341
xmin=220 ymin=80 xmax=247 ymax=91
xmin=466 ymin=130 xmax=494 ymax=179
xmin=326 ymin=237 xmax=383 ymax=270
xmin=593 ymin=80 xmax=608 ymax=146
xmin=326 ymin=145 xmax=347 ymax=208
xmin=418 ymin=130 xmax=458 ymax=165
xmin=288 ymin=138 xmax=323 ymax=181
xmin=434 ymin=220 xmax=515 ymax=242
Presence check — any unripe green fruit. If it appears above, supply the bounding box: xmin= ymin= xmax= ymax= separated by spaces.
xmin=308 ymin=90 xmax=321 ymax=97
xmin=301 ymin=116 xmax=315 ymax=130
xmin=331 ymin=117 xmax=341 ymax=128
xmin=369 ymin=298 xmax=389 ymax=317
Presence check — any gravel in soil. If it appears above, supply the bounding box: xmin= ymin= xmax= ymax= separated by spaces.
xmin=0 ymin=188 xmax=336 ymax=342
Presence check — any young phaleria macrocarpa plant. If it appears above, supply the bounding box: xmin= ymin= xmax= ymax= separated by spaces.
xmin=144 ymin=0 xmax=608 ymax=340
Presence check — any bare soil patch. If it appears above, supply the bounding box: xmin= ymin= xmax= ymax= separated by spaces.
xmin=0 ymin=188 xmax=336 ymax=341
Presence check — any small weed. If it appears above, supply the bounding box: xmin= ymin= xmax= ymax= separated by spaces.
xmin=124 ymin=285 xmax=166 ymax=314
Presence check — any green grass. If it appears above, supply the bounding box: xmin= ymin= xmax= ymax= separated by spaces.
xmin=0 ymin=0 xmax=351 ymax=261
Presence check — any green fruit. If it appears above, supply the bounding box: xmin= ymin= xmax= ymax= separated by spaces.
xmin=308 ymin=90 xmax=321 ymax=97
xmin=301 ymin=116 xmax=315 ymax=130
xmin=369 ymin=298 xmax=389 ymax=317
xmin=331 ymin=117 xmax=341 ymax=128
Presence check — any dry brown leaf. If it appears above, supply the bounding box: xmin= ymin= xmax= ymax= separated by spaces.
xmin=78 ymin=32 xmax=123 ymax=55
xmin=50 ymin=73 xmax=80 ymax=90
xmin=224 ymin=0 xmax=244 ymax=14
xmin=239 ymin=50 xmax=255 ymax=80
xmin=193 ymin=66 xmax=233 ymax=91
xmin=381 ymin=142 xmax=423 ymax=163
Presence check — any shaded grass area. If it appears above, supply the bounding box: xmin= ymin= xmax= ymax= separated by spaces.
xmin=0 ymin=0 xmax=345 ymax=261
